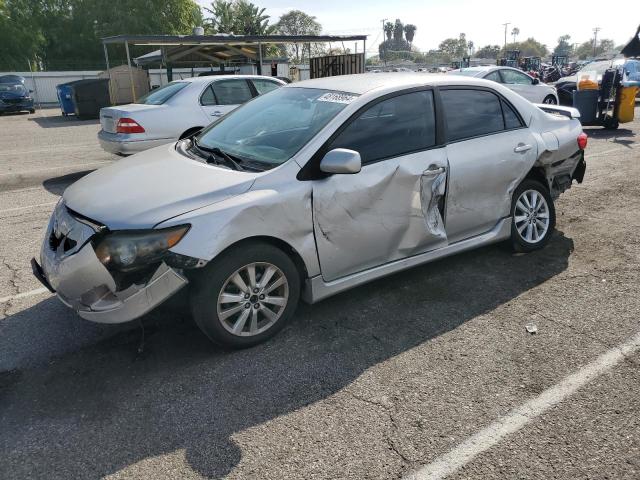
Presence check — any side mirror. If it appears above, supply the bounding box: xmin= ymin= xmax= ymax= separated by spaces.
xmin=532 ymin=78 xmax=540 ymax=85
xmin=29 ymin=89 xmax=34 ymax=93
xmin=319 ymin=148 xmax=361 ymax=174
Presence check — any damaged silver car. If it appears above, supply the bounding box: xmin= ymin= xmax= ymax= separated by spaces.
xmin=32 ymin=73 xmax=587 ymax=348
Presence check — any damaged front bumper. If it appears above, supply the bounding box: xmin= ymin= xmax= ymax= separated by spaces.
xmin=32 ymin=204 xmax=187 ymax=324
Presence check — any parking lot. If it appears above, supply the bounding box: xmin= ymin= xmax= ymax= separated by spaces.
xmin=1 ymin=106 xmax=639 ymax=479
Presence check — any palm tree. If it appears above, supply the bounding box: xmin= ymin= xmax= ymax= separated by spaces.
xmin=511 ymin=27 xmax=520 ymax=44
xmin=404 ymin=24 xmax=417 ymax=45
xmin=468 ymin=40 xmax=474 ymax=56
xmin=384 ymin=21 xmax=393 ymax=41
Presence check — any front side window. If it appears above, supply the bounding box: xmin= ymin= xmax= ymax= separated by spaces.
xmin=329 ymin=91 xmax=436 ymax=164
xmin=500 ymin=69 xmax=532 ymax=85
xmin=441 ymin=89 xmax=504 ymax=142
xmin=252 ymin=79 xmax=281 ymax=95
xmin=135 ymin=82 xmax=188 ymax=105
xmin=211 ymin=79 xmax=253 ymax=105
xmin=196 ymin=87 xmax=354 ymax=167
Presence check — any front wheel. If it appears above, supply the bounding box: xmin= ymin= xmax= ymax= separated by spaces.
xmin=542 ymin=95 xmax=557 ymax=105
xmin=510 ymin=179 xmax=556 ymax=252
xmin=190 ymin=242 xmax=300 ymax=348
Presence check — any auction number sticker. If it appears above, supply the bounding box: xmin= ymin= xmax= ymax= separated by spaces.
xmin=317 ymin=92 xmax=358 ymax=104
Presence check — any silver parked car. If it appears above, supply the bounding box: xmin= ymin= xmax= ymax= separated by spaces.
xmin=33 ymin=73 xmax=587 ymax=348
xmin=98 ymin=75 xmax=285 ymax=155
xmin=449 ymin=66 xmax=559 ymax=104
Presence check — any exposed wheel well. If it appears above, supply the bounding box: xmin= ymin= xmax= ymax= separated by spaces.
xmin=524 ymin=167 xmax=549 ymax=191
xmin=179 ymin=127 xmax=203 ymax=140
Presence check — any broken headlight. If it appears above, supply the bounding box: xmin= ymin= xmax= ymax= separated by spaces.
xmin=93 ymin=225 xmax=190 ymax=271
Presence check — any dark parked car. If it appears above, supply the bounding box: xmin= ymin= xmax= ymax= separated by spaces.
xmin=0 ymin=82 xmax=35 ymax=114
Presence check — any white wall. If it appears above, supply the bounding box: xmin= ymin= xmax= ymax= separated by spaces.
xmin=0 ymin=71 xmax=102 ymax=105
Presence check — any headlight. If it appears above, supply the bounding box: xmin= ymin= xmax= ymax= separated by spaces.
xmin=94 ymin=225 xmax=190 ymax=271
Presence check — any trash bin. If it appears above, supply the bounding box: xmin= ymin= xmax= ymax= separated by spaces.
xmin=70 ymin=79 xmax=110 ymax=119
xmin=617 ymin=86 xmax=638 ymax=123
xmin=56 ymin=80 xmax=80 ymax=116
xmin=572 ymin=89 xmax=599 ymax=124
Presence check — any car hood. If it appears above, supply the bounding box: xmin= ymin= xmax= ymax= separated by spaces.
xmin=63 ymin=143 xmax=256 ymax=229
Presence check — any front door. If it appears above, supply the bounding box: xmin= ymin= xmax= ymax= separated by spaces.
xmin=440 ymin=88 xmax=538 ymax=242
xmin=312 ymin=90 xmax=449 ymax=282
xmin=199 ymin=78 xmax=253 ymax=122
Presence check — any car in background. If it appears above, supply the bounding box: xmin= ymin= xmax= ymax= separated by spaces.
xmin=98 ymin=75 xmax=285 ymax=155
xmin=35 ymin=73 xmax=586 ymax=348
xmin=0 ymin=81 xmax=35 ymax=115
xmin=554 ymin=58 xmax=640 ymax=105
xmin=449 ymin=66 xmax=559 ymax=104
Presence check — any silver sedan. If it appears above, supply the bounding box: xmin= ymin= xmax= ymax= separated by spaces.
xmin=34 ymin=73 xmax=587 ymax=348
xmin=98 ymin=75 xmax=285 ymax=155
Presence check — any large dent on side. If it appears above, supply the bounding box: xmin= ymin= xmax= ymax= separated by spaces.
xmin=312 ymin=153 xmax=449 ymax=281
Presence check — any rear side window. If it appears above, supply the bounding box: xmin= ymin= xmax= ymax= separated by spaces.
xmin=329 ymin=91 xmax=436 ymax=164
xmin=252 ymin=79 xmax=281 ymax=95
xmin=211 ymin=79 xmax=253 ymax=105
xmin=441 ymin=89 xmax=504 ymax=142
xmin=200 ymin=85 xmax=216 ymax=106
xmin=502 ymin=99 xmax=523 ymax=129
xmin=135 ymin=82 xmax=188 ymax=105
xmin=484 ymin=71 xmax=501 ymax=82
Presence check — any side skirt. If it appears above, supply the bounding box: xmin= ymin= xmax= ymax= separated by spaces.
xmin=303 ymin=218 xmax=512 ymax=303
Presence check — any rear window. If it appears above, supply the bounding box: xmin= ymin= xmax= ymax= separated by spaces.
xmin=135 ymin=82 xmax=188 ymax=105
xmin=441 ymin=89 xmax=504 ymax=142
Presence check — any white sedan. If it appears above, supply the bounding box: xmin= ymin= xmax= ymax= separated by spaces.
xmin=98 ymin=75 xmax=285 ymax=155
xmin=449 ymin=66 xmax=559 ymax=104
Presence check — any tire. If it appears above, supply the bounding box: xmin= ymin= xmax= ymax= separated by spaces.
xmin=603 ymin=116 xmax=619 ymax=130
xmin=179 ymin=127 xmax=203 ymax=140
xmin=510 ymin=179 xmax=556 ymax=253
xmin=190 ymin=242 xmax=301 ymax=348
xmin=29 ymin=109 xmax=35 ymax=114
xmin=542 ymin=95 xmax=557 ymax=105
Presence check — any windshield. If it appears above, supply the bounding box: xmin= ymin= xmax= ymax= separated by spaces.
xmin=0 ymin=83 xmax=26 ymax=95
xmin=135 ymin=82 xmax=188 ymax=105
xmin=196 ymin=87 xmax=356 ymax=166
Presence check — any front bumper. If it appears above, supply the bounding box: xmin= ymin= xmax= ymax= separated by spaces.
xmin=0 ymin=99 xmax=34 ymax=112
xmin=33 ymin=204 xmax=187 ymax=324
xmin=98 ymin=130 xmax=173 ymax=155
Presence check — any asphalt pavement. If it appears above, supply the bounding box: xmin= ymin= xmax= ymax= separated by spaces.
xmin=0 ymin=106 xmax=639 ymax=480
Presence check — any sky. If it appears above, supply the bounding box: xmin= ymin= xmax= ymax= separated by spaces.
xmin=196 ymin=0 xmax=639 ymax=56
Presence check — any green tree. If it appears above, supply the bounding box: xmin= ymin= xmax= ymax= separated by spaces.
xmin=0 ymin=0 xmax=44 ymax=70
xmin=275 ymin=10 xmax=321 ymax=62
xmin=384 ymin=21 xmax=393 ymax=41
xmin=404 ymin=24 xmax=416 ymax=45
xmin=439 ymin=33 xmax=468 ymax=59
xmin=502 ymin=37 xmax=547 ymax=57
xmin=511 ymin=27 xmax=519 ymax=44
xmin=553 ymin=35 xmax=572 ymax=55
xmin=574 ymin=38 xmax=615 ymax=59
xmin=474 ymin=44 xmax=501 ymax=59
xmin=204 ymin=0 xmax=274 ymax=35
xmin=393 ymin=19 xmax=404 ymax=43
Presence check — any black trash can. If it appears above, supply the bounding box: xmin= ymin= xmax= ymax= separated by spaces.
xmin=572 ymin=90 xmax=599 ymax=124
xmin=70 ymin=79 xmax=110 ymax=119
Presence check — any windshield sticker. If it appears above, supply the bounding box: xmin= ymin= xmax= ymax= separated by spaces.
xmin=317 ymin=92 xmax=358 ymax=104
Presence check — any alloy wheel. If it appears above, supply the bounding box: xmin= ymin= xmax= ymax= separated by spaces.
xmin=216 ymin=262 xmax=289 ymax=336
xmin=514 ymin=189 xmax=550 ymax=244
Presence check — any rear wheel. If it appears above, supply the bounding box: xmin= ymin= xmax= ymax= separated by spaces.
xmin=542 ymin=95 xmax=557 ymax=105
xmin=190 ymin=242 xmax=300 ymax=348
xmin=510 ymin=179 xmax=556 ymax=252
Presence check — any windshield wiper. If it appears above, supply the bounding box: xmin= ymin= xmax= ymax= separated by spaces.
xmin=191 ymin=138 xmax=244 ymax=171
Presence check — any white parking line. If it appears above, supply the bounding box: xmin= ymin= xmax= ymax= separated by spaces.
xmin=0 ymin=202 xmax=57 ymax=214
xmin=403 ymin=330 xmax=640 ymax=480
xmin=0 ymin=287 xmax=51 ymax=304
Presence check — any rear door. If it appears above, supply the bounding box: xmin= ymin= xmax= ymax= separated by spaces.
xmin=199 ymin=78 xmax=254 ymax=121
xmin=312 ymin=89 xmax=449 ymax=281
xmin=441 ymin=87 xmax=537 ymax=242
xmin=499 ymin=69 xmax=538 ymax=102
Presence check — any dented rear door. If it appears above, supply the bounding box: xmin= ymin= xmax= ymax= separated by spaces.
xmin=312 ymin=90 xmax=449 ymax=282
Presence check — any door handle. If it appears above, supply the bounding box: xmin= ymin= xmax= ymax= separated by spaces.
xmin=422 ymin=166 xmax=445 ymax=176
xmin=514 ymin=143 xmax=532 ymax=153
xmin=211 ymin=111 xmax=223 ymax=117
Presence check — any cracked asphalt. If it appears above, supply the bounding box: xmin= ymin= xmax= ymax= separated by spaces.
xmin=1 ymin=106 xmax=639 ymax=479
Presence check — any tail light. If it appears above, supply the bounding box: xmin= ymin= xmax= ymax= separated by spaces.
xmin=577 ymin=132 xmax=588 ymax=150
xmin=116 ymin=117 xmax=145 ymax=134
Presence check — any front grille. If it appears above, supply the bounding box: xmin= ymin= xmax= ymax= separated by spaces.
xmin=2 ymin=98 xmax=22 ymax=105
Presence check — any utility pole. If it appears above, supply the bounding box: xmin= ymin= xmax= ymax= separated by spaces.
xmin=502 ymin=22 xmax=510 ymax=52
xmin=381 ymin=18 xmax=388 ymax=66
xmin=592 ymin=27 xmax=601 ymax=58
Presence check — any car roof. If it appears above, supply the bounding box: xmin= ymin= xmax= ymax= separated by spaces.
xmin=178 ymin=75 xmax=283 ymax=84
xmin=287 ymin=72 xmax=497 ymax=95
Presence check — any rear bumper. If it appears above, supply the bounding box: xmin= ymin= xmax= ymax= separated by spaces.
xmin=98 ymin=130 xmax=173 ymax=155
